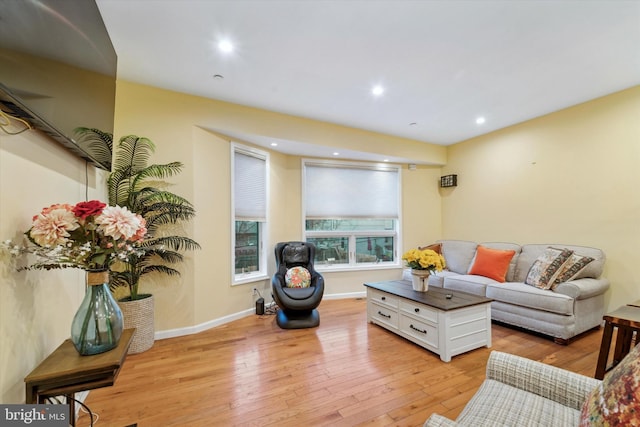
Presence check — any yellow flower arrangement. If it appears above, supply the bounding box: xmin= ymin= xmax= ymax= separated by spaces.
xmin=402 ymin=248 xmax=446 ymax=273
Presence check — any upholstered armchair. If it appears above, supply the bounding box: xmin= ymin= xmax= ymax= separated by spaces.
xmin=271 ymin=241 xmax=324 ymax=329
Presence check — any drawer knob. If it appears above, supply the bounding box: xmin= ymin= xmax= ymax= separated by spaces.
xmin=381 ymin=296 xmax=386 ymax=301
xmin=410 ymin=324 xmax=427 ymax=334
xmin=414 ymin=308 xmax=420 ymax=313
xmin=378 ymin=311 xmax=391 ymax=319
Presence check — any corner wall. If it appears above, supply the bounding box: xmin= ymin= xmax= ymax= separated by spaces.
xmin=441 ymin=86 xmax=640 ymax=311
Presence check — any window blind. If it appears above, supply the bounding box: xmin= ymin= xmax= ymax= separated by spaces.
xmin=234 ymin=150 xmax=266 ymax=221
xmin=304 ymin=163 xmax=399 ymax=219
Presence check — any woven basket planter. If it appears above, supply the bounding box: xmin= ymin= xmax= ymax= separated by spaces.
xmin=118 ymin=294 xmax=155 ymax=354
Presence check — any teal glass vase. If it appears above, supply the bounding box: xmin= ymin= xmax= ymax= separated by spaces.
xmin=71 ymin=270 xmax=124 ymax=355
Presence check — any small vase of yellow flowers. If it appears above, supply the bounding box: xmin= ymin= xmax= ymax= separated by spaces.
xmin=402 ymin=248 xmax=446 ymax=291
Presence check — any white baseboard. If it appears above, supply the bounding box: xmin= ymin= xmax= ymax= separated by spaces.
xmin=154 ymin=291 xmax=366 ymax=340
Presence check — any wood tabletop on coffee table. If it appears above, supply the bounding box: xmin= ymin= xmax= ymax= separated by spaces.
xmin=364 ymin=280 xmax=492 ymax=311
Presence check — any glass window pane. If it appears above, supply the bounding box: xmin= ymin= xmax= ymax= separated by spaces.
xmin=235 ymin=221 xmax=259 ymax=273
xmin=355 ymin=236 xmax=395 ymax=263
xmin=306 ymin=219 xmax=395 ymax=231
xmin=307 ymin=237 xmax=349 ymax=266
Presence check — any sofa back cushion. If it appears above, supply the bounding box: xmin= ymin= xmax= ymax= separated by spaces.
xmin=515 ymin=244 xmax=605 ymax=283
xmin=438 ymin=240 xmax=477 ymax=274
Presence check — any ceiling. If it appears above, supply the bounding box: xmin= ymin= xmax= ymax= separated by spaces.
xmin=95 ymin=0 xmax=640 ymax=159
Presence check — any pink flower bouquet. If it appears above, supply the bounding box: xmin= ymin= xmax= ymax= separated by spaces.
xmin=6 ymin=200 xmax=147 ymax=271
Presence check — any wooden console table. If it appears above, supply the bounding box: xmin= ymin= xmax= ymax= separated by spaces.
xmin=25 ymin=328 xmax=135 ymax=426
xmin=595 ymin=306 xmax=640 ymax=380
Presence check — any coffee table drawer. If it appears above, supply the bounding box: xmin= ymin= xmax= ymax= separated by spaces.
xmin=370 ymin=301 xmax=398 ymax=329
xmin=400 ymin=315 xmax=438 ymax=348
xmin=369 ymin=289 xmax=399 ymax=309
xmin=400 ymin=300 xmax=438 ymax=324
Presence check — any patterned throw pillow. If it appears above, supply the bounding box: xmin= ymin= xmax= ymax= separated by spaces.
xmin=525 ymin=247 xmax=574 ymax=290
xmin=551 ymin=253 xmax=595 ymax=289
xmin=285 ymin=266 xmax=311 ymax=288
xmin=579 ymin=342 xmax=640 ymax=426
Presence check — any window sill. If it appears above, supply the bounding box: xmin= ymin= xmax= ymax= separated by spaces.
xmin=233 ymin=273 xmax=269 ymax=286
xmin=316 ymin=263 xmax=400 ymax=274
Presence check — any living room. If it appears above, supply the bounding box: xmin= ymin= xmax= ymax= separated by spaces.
xmin=1 ymin=0 xmax=639 ymax=425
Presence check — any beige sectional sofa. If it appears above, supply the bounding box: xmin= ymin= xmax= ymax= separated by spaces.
xmin=427 ymin=240 xmax=609 ymax=343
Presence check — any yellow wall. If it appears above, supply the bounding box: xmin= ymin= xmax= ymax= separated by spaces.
xmin=113 ymin=81 xmax=444 ymax=330
xmin=0 ymin=130 xmax=109 ymax=403
xmin=442 ymin=86 xmax=640 ymax=311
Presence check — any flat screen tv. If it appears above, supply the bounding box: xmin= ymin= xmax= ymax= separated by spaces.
xmin=0 ymin=0 xmax=117 ymax=170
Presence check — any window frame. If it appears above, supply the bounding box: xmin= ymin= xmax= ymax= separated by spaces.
xmin=231 ymin=144 xmax=269 ymax=285
xmin=302 ymin=159 xmax=401 ymax=272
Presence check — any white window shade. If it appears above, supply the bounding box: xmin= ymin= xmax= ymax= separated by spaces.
xmin=234 ymin=151 xmax=266 ymax=221
xmin=305 ymin=163 xmax=399 ymax=218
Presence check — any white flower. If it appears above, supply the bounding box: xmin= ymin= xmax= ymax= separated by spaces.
xmin=29 ymin=208 xmax=79 ymax=246
xmin=95 ymin=206 xmax=143 ymax=241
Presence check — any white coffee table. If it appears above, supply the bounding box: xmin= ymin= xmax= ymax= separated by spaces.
xmin=364 ymin=280 xmax=492 ymax=362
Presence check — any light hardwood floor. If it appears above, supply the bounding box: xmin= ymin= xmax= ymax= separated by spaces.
xmin=78 ymin=298 xmax=603 ymax=426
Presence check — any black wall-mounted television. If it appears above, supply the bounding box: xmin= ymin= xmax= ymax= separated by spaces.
xmin=0 ymin=0 xmax=117 ymax=171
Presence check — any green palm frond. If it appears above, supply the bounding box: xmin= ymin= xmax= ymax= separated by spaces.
xmin=139 ymin=264 xmax=181 ymax=277
xmin=147 ymin=236 xmax=201 ymax=252
xmin=146 ymin=249 xmax=184 ymax=264
xmin=74 ymin=127 xmax=114 ymax=169
xmin=131 ymin=163 xmax=184 ymax=190
xmin=114 ymin=135 xmax=155 ymax=173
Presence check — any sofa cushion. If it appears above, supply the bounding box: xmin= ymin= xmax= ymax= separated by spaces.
xmin=487 ymin=282 xmax=574 ymax=315
xmin=525 ymin=247 xmax=574 ymax=290
xmin=456 ymin=379 xmax=582 ymax=426
xmin=579 ymin=342 xmax=640 ymax=426
xmin=428 ymin=270 xmax=459 ymax=288
xmin=443 ymin=275 xmax=496 ymax=297
xmin=438 ymin=240 xmax=477 ymax=274
xmin=514 ymin=244 xmax=605 ymax=282
xmin=552 ymin=253 xmax=595 ymax=289
xmin=468 ymin=245 xmax=516 ymax=283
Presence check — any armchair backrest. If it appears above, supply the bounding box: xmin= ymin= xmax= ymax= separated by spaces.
xmin=275 ymin=241 xmax=317 ymax=275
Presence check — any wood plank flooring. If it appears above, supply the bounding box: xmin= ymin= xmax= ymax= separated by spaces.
xmin=77 ymin=298 xmax=603 ymax=426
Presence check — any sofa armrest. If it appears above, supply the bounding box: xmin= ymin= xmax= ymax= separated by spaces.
xmin=486 ymin=351 xmax=600 ymax=410
xmin=553 ymin=277 xmax=610 ymax=299
xmin=423 ymin=414 xmax=459 ymax=427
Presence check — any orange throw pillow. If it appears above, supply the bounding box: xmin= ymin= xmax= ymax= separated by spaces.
xmin=468 ymin=246 xmax=516 ymax=283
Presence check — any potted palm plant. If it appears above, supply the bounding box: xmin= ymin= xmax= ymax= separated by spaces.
xmin=76 ymin=128 xmax=201 ymax=353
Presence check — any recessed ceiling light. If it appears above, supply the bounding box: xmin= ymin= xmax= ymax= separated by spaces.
xmin=270 ymin=142 xmax=278 ymax=147
xmin=383 ymin=159 xmax=389 ymax=162
xmin=218 ymin=39 xmax=234 ymax=53
xmin=476 ymin=117 xmax=486 ymax=125
xmin=333 ymin=152 xmax=340 ymax=156
xmin=372 ymin=85 xmax=384 ymax=96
